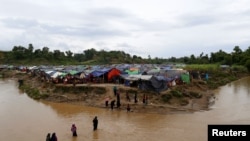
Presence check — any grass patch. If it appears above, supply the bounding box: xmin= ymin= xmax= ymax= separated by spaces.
xmin=19 ymin=84 xmax=43 ymax=99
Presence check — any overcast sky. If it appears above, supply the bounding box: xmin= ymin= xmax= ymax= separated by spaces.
xmin=0 ymin=0 xmax=250 ymax=58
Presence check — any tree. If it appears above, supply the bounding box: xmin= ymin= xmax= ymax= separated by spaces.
xmin=84 ymin=48 xmax=96 ymax=60
xmin=233 ymin=46 xmax=242 ymax=54
xmin=232 ymin=46 xmax=243 ymax=64
xmin=26 ymin=43 xmax=34 ymax=59
xmin=65 ymin=50 xmax=73 ymax=58
xmin=53 ymin=50 xmax=65 ymax=59
xmin=190 ymin=54 xmax=196 ymax=61
xmin=12 ymin=46 xmax=27 ymax=60
xmin=245 ymin=59 xmax=250 ymax=72
xmin=34 ymin=49 xmax=42 ymax=58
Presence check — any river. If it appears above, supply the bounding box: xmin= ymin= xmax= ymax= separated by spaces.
xmin=0 ymin=77 xmax=250 ymax=141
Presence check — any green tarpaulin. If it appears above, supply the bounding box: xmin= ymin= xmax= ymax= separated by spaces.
xmin=181 ymin=73 xmax=190 ymax=84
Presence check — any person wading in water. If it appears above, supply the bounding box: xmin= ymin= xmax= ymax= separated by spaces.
xmin=71 ymin=124 xmax=77 ymax=137
xmin=93 ymin=116 xmax=98 ymax=131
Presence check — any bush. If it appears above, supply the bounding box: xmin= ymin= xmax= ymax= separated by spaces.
xmin=170 ymin=90 xmax=183 ymax=98
xmin=245 ymin=60 xmax=250 ymax=72
xmin=161 ymin=94 xmax=172 ymax=103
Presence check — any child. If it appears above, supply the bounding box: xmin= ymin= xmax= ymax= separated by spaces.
xmin=71 ymin=124 xmax=77 ymax=137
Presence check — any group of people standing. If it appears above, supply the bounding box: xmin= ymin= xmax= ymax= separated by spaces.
xmin=105 ymin=86 xmax=148 ymax=112
xmin=46 ymin=116 xmax=98 ymax=140
xmin=46 ymin=133 xmax=57 ymax=141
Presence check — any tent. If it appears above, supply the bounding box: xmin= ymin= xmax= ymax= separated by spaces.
xmin=181 ymin=73 xmax=190 ymax=84
xmin=124 ymin=69 xmax=139 ymax=75
xmin=107 ymin=68 xmax=121 ymax=82
xmin=139 ymin=76 xmax=169 ymax=93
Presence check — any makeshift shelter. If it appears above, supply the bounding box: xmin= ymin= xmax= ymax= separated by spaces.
xmin=121 ymin=74 xmax=168 ymax=92
xmin=140 ymin=75 xmax=169 ymax=93
xmin=91 ymin=68 xmax=120 ymax=82
xmin=147 ymin=68 xmax=160 ymax=75
xmin=107 ymin=68 xmax=121 ymax=82
xmin=181 ymin=73 xmax=190 ymax=84
xmin=124 ymin=69 xmax=139 ymax=75
xmin=162 ymin=69 xmax=187 ymax=78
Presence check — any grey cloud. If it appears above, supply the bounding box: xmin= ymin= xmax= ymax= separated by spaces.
xmin=1 ymin=18 xmax=38 ymax=29
xmin=177 ymin=14 xmax=216 ymax=27
xmin=41 ymin=24 xmax=129 ymax=38
xmin=115 ymin=43 xmax=147 ymax=56
xmin=115 ymin=43 xmax=135 ymax=49
xmin=86 ymin=7 xmax=130 ymax=19
xmin=0 ymin=17 xmax=130 ymax=38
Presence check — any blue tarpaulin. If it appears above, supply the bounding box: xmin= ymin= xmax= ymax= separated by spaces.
xmin=91 ymin=68 xmax=112 ymax=77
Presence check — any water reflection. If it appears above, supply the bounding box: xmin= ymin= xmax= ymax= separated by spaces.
xmin=92 ymin=130 xmax=99 ymax=140
xmin=1 ymin=77 xmax=250 ymax=141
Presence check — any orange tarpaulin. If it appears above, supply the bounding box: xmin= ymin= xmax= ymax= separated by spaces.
xmin=108 ymin=68 xmax=121 ymax=81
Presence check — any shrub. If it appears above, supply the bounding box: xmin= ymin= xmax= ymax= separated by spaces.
xmin=170 ymin=90 xmax=183 ymax=98
xmin=161 ymin=94 xmax=172 ymax=103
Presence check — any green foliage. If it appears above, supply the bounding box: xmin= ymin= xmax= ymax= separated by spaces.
xmin=161 ymin=94 xmax=172 ymax=103
xmin=2 ymin=43 xmax=250 ymax=66
xmin=19 ymin=84 xmax=42 ymax=99
xmin=170 ymin=90 xmax=183 ymax=98
xmin=245 ymin=59 xmax=250 ymax=72
xmin=232 ymin=65 xmax=248 ymax=72
xmin=184 ymin=64 xmax=219 ymax=72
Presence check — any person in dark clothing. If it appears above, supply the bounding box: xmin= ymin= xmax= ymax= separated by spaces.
xmin=93 ymin=116 xmax=98 ymax=131
xmin=111 ymin=100 xmax=115 ymax=110
xmin=116 ymin=91 xmax=121 ymax=108
xmin=46 ymin=133 xmax=51 ymax=141
xmin=142 ymin=94 xmax=146 ymax=104
xmin=127 ymin=104 xmax=131 ymax=112
xmin=113 ymin=86 xmax=117 ymax=96
xmin=105 ymin=97 xmax=109 ymax=107
xmin=50 ymin=132 xmax=57 ymax=141
xmin=126 ymin=91 xmax=130 ymax=102
xmin=116 ymin=100 xmax=121 ymax=109
xmin=134 ymin=93 xmax=138 ymax=103
xmin=71 ymin=124 xmax=77 ymax=137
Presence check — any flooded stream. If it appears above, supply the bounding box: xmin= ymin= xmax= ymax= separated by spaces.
xmin=0 ymin=77 xmax=250 ymax=141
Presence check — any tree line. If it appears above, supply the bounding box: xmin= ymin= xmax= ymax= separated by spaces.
xmin=0 ymin=43 xmax=250 ymax=71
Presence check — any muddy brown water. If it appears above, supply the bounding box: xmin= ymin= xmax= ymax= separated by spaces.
xmin=1 ymin=77 xmax=250 ymax=141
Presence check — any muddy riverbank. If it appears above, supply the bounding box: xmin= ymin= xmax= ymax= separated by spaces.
xmin=2 ymin=69 xmax=249 ymax=114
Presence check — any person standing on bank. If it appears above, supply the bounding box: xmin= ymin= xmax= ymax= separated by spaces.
xmin=113 ymin=86 xmax=117 ymax=96
xmin=116 ymin=90 xmax=121 ymax=108
xmin=71 ymin=124 xmax=77 ymax=137
xmin=93 ymin=116 xmax=98 ymax=131
xmin=50 ymin=132 xmax=57 ymax=141
xmin=111 ymin=100 xmax=115 ymax=110
xmin=105 ymin=97 xmax=109 ymax=107
xmin=46 ymin=133 xmax=51 ymax=141
xmin=127 ymin=104 xmax=131 ymax=112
